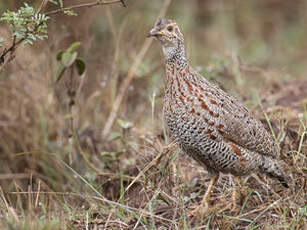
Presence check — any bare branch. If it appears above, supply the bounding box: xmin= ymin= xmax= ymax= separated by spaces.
xmin=45 ymin=0 xmax=125 ymax=16
xmin=37 ymin=0 xmax=49 ymax=14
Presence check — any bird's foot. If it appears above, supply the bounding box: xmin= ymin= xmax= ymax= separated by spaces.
xmin=188 ymin=199 xmax=226 ymax=217
xmin=217 ymin=181 xmax=241 ymax=214
xmin=216 ymin=191 xmax=240 ymax=214
xmin=188 ymin=201 xmax=210 ymax=217
xmin=217 ymin=199 xmax=239 ymax=214
xmin=188 ymin=196 xmax=240 ymax=217
xmin=188 ymin=175 xmax=220 ymax=217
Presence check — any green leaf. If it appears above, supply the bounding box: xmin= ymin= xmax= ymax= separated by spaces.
xmin=56 ymin=50 xmax=64 ymax=61
xmin=117 ymin=119 xmax=133 ymax=129
xmin=67 ymin=42 xmax=81 ymax=53
xmin=23 ymin=39 xmax=33 ymax=45
xmin=61 ymin=51 xmax=77 ymax=67
xmin=63 ymin=10 xmax=78 ymax=16
xmin=75 ymin=58 xmax=86 ymax=76
xmin=49 ymin=0 xmax=58 ymax=5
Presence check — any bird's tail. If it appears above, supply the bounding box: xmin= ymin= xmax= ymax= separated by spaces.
xmin=259 ymin=156 xmax=289 ymax=188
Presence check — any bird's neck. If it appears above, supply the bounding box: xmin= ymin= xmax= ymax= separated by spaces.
xmin=163 ymin=41 xmax=187 ymax=68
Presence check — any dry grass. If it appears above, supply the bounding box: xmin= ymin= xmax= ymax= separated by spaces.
xmin=0 ymin=0 xmax=306 ymax=229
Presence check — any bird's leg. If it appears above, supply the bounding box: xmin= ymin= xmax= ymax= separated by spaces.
xmin=231 ymin=177 xmax=241 ymax=212
xmin=190 ymin=174 xmax=219 ymax=216
xmin=201 ymin=175 xmax=219 ymax=208
xmin=219 ymin=176 xmax=241 ymax=213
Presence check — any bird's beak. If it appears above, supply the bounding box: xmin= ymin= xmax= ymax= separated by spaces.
xmin=148 ymin=28 xmax=162 ymax=37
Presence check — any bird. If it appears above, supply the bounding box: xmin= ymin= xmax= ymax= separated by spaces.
xmin=148 ymin=18 xmax=289 ymax=214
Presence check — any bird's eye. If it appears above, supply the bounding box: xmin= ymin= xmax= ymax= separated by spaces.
xmin=167 ymin=26 xmax=173 ymax=32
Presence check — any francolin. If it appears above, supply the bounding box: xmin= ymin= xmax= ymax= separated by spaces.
xmin=148 ymin=18 xmax=288 ymax=214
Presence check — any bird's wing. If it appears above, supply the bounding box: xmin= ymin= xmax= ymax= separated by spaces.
xmin=202 ymin=82 xmax=278 ymax=158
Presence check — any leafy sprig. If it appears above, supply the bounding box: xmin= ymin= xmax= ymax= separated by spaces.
xmin=0 ymin=3 xmax=49 ymax=46
xmin=0 ymin=0 xmax=126 ymax=71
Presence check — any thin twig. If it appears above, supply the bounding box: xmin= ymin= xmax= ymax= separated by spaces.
xmin=102 ymin=0 xmax=172 ymax=137
xmin=45 ymin=0 xmax=125 ymax=16
xmin=37 ymin=0 xmax=49 ymax=14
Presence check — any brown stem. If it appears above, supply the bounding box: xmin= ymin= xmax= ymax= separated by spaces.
xmin=45 ymin=0 xmax=125 ymax=16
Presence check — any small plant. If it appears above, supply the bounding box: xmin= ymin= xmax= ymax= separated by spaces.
xmin=0 ymin=3 xmax=49 ymax=46
xmin=0 ymin=0 xmax=126 ymax=71
xmin=0 ymin=3 xmax=49 ymax=67
xmin=55 ymin=42 xmax=86 ymax=83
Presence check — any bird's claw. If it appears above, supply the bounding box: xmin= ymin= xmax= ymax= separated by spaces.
xmin=188 ymin=202 xmax=210 ymax=217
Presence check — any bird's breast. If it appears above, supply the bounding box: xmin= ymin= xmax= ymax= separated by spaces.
xmin=163 ymin=92 xmax=222 ymax=146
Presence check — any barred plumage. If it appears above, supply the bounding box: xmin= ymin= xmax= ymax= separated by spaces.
xmin=149 ymin=18 xmax=288 ymax=213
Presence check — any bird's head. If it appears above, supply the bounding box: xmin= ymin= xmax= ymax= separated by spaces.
xmin=148 ymin=18 xmax=184 ymax=48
